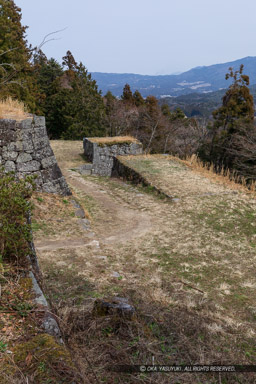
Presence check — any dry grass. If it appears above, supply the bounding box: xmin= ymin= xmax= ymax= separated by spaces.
xmin=0 ymin=256 xmax=80 ymax=383
xmin=89 ymin=135 xmax=140 ymax=146
xmin=183 ymin=154 xmax=256 ymax=195
xmin=31 ymin=191 xmax=90 ymax=241
xmin=0 ymin=97 xmax=30 ymax=121
xmin=50 ymin=140 xmax=86 ymax=170
xmin=121 ymin=153 xmax=256 ymax=197
xmin=33 ymin=142 xmax=256 ymax=383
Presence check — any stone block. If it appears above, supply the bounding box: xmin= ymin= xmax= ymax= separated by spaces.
xmin=80 ymin=163 xmax=93 ymax=170
xmin=33 ymin=146 xmax=53 ymax=160
xmin=5 ymin=160 xmax=16 ymax=172
xmin=16 ymin=152 xmax=33 ymax=163
xmin=80 ymin=169 xmax=92 ymax=176
xmin=33 ymin=116 xmax=46 ymax=127
xmin=41 ymin=163 xmax=62 ymax=182
xmin=33 ymin=136 xmax=49 ymax=150
xmin=2 ymin=150 xmax=18 ymax=161
xmin=33 ymin=126 xmax=47 ymax=139
xmin=22 ymin=140 xmax=34 ymax=152
xmin=20 ymin=118 xmax=33 ymax=130
xmin=17 ymin=160 xmax=41 ymax=172
xmin=41 ymin=156 xmax=57 ymax=169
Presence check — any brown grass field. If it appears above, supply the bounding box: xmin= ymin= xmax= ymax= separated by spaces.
xmin=31 ymin=142 xmax=256 ymax=384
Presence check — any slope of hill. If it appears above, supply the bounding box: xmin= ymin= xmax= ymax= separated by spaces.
xmin=160 ymin=84 xmax=256 ymax=118
xmin=92 ymin=56 xmax=256 ymax=98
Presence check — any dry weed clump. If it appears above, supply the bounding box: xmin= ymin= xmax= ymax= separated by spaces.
xmin=89 ymin=136 xmax=140 ymax=146
xmin=0 ymin=97 xmax=30 ymax=121
xmin=183 ymin=154 xmax=256 ymax=195
xmin=59 ymin=290 xmax=256 ymax=384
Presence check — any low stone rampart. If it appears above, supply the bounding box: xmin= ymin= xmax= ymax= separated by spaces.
xmin=83 ymin=137 xmax=143 ymax=176
xmin=0 ymin=116 xmax=71 ymax=195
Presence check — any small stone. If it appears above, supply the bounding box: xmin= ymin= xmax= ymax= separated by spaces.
xmin=111 ymin=271 xmax=121 ymax=278
xmin=88 ymin=240 xmax=100 ymax=248
xmin=79 ymin=218 xmax=90 ymax=230
xmin=70 ymin=199 xmax=80 ymax=208
xmin=86 ymin=232 xmax=96 ymax=238
xmin=93 ymin=297 xmax=135 ymax=319
xmin=75 ymin=208 xmax=86 ymax=218
xmin=95 ymin=256 xmax=107 ymax=261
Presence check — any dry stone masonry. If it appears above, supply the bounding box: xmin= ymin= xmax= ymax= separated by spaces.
xmin=83 ymin=137 xmax=143 ymax=176
xmin=0 ymin=116 xmax=71 ymax=195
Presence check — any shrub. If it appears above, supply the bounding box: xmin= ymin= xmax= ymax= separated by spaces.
xmin=0 ymin=169 xmax=35 ymax=263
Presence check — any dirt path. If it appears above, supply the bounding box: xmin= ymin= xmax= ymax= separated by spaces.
xmin=35 ymin=169 xmax=152 ymax=251
xmin=67 ymin=172 xmax=152 ymax=244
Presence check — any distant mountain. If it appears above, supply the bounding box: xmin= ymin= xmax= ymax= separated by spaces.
xmin=91 ymin=56 xmax=256 ymax=98
xmin=159 ymin=84 xmax=256 ymax=118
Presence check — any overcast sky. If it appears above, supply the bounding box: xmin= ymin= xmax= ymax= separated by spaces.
xmin=16 ymin=0 xmax=256 ymax=75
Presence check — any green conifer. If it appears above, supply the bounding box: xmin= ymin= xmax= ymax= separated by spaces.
xmin=0 ymin=0 xmax=37 ymax=111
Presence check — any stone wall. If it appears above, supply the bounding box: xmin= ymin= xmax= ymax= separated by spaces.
xmin=0 ymin=116 xmax=71 ymax=195
xmin=83 ymin=138 xmax=143 ymax=176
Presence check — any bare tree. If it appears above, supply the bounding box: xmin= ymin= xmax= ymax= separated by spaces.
xmin=222 ymin=123 xmax=256 ymax=180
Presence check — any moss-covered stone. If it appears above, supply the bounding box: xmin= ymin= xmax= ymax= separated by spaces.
xmin=0 ymin=334 xmax=79 ymax=383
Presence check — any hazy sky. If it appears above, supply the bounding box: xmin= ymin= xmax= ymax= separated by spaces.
xmin=16 ymin=0 xmax=256 ymax=75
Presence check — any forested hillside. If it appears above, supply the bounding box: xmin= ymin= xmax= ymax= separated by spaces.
xmin=1 ymin=0 xmax=256 ymax=185
xmin=0 ymin=0 xmax=106 ymax=139
xmin=91 ymin=56 xmax=256 ymax=98
xmin=160 ymin=84 xmax=256 ymax=118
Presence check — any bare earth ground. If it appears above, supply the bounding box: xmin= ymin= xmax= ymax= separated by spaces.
xmin=32 ymin=141 xmax=256 ymax=384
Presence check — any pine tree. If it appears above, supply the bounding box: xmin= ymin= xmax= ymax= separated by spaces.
xmin=161 ymin=103 xmax=171 ymax=117
xmin=212 ymin=65 xmax=254 ymax=132
xmin=62 ymin=50 xmax=78 ymax=71
xmin=61 ymin=61 xmax=106 ymax=139
xmin=200 ymin=65 xmax=256 ymax=177
xmin=34 ymin=55 xmax=64 ymax=135
xmin=0 ymin=0 xmax=37 ymax=111
xmin=105 ymin=91 xmax=116 ymax=115
xmin=44 ymin=52 xmax=106 ymax=139
xmin=121 ymin=83 xmax=134 ymax=104
xmin=133 ymin=90 xmax=144 ymax=107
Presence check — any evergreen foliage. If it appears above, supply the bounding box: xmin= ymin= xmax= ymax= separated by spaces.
xmin=199 ymin=66 xmax=256 ymax=180
xmin=161 ymin=104 xmax=186 ymax=120
xmin=104 ymin=91 xmax=116 ymax=115
xmin=33 ymin=51 xmax=106 ymax=139
xmin=212 ymin=65 xmax=254 ymax=132
xmin=133 ymin=90 xmax=144 ymax=107
xmin=121 ymin=83 xmax=134 ymax=104
xmin=0 ymin=169 xmax=35 ymax=263
xmin=0 ymin=0 xmax=37 ymax=111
